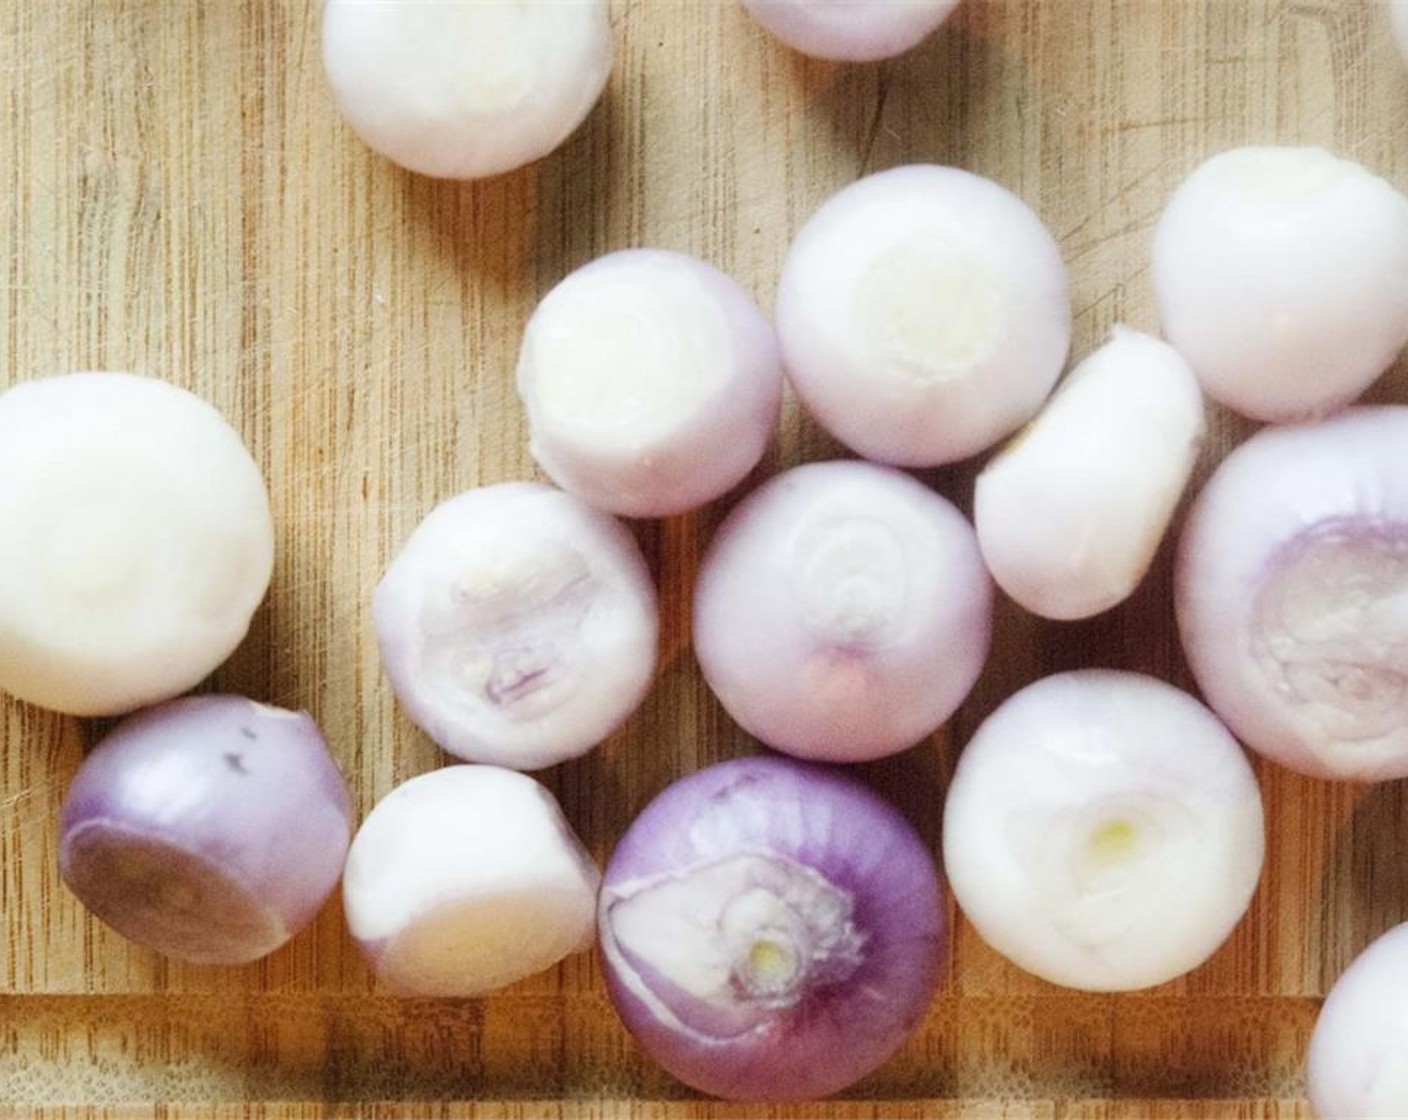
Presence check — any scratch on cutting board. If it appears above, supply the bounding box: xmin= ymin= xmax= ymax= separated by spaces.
xmin=1062 ymin=207 xmax=1163 ymax=265
xmin=1107 ymin=115 xmax=1210 ymax=135
xmin=859 ymin=69 xmax=894 ymax=178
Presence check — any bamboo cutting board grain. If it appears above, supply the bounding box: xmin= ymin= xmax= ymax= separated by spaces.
xmin=2 ymin=1 xmax=1406 ymax=1115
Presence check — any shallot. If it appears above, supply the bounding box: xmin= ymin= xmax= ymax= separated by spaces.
xmin=693 ymin=460 xmax=991 ymax=762
xmin=374 ymin=482 xmax=658 ymax=770
xmin=1152 ymin=146 xmax=1408 ymax=421
xmin=58 ymin=695 xmax=352 ymax=965
xmin=776 ymin=165 xmax=1071 ymax=466
xmin=943 ymin=670 xmax=1264 ymax=991
xmin=0 ymin=373 xmax=274 ymax=717
xmin=1395 ymin=3 xmax=1408 ymax=65
xmin=1307 ymin=923 xmax=1408 ymax=1119
xmin=598 ymin=755 xmax=945 ymax=1100
xmin=342 ymin=765 xmax=599 ymax=996
xmin=742 ymin=0 xmax=961 ymax=62
xmin=321 ymin=0 xmax=613 ymax=180
xmin=517 ymin=249 xmax=783 ymax=518
xmin=1176 ymin=406 xmax=1408 ymax=781
xmin=975 ymin=327 xmax=1204 ymax=620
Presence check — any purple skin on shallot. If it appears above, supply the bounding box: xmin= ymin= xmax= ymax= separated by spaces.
xmin=598 ymin=755 xmax=945 ymax=1101
xmin=58 ymin=695 xmax=352 ymax=966
xmin=693 ymin=460 xmax=991 ymax=763
xmin=1176 ymin=406 xmax=1408 ymax=782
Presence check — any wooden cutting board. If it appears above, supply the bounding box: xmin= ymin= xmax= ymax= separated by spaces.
xmin=3 ymin=1 xmax=1406 ymax=1115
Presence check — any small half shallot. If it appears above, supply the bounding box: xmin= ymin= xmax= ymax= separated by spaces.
xmin=342 ymin=765 xmax=599 ymax=996
xmin=975 ymin=327 xmax=1204 ymax=620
